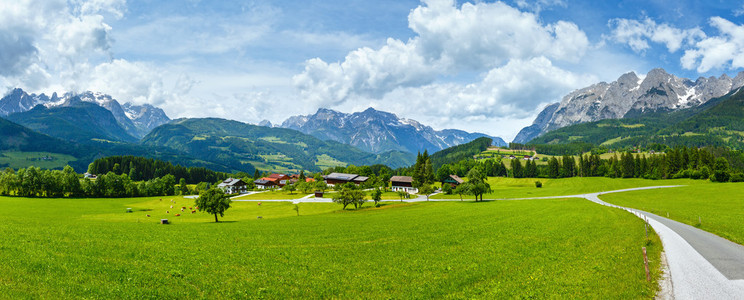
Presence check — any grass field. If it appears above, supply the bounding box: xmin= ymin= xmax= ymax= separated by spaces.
xmin=0 ymin=151 xmax=77 ymax=170
xmin=231 ymin=190 xmax=313 ymax=200
xmin=432 ymin=177 xmax=703 ymax=200
xmin=0 ymin=195 xmax=662 ymax=298
xmin=600 ymin=183 xmax=744 ymax=245
xmin=315 ymin=154 xmax=347 ymax=170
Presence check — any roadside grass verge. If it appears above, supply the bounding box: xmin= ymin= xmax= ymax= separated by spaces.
xmin=600 ymin=182 xmax=744 ymax=245
xmin=0 ymin=195 xmax=661 ymax=298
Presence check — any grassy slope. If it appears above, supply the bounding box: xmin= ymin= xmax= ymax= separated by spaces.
xmin=600 ymin=182 xmax=744 ymax=245
xmin=0 ymin=196 xmax=661 ymax=299
xmin=432 ymin=177 xmax=703 ymax=200
xmin=0 ymin=151 xmax=77 ymax=169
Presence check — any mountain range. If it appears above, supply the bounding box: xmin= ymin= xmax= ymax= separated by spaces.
xmin=0 ymin=88 xmax=497 ymax=173
xmin=514 ymin=68 xmax=744 ymax=143
xmin=280 ymin=107 xmax=506 ymax=154
xmin=528 ymin=86 xmax=744 ymax=151
xmin=0 ymin=88 xmax=170 ymax=139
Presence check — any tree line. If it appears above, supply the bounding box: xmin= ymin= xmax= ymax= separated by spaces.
xmin=436 ymin=146 xmax=744 ymax=182
xmin=87 ymin=156 xmax=231 ymax=184
xmin=0 ymin=166 xmax=179 ymax=197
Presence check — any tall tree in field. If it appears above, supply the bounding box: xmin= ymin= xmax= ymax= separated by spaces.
xmin=179 ymin=178 xmax=189 ymax=195
xmin=510 ymin=159 xmax=524 ymax=178
xmin=548 ymin=157 xmax=560 ymax=178
xmin=464 ymin=168 xmax=490 ymax=202
xmin=332 ymin=183 xmax=366 ymax=209
xmin=196 ymin=188 xmax=232 ymax=222
xmin=418 ymin=184 xmax=435 ymax=201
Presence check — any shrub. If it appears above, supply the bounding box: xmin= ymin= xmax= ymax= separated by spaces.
xmin=730 ymin=173 xmax=744 ymax=182
xmin=535 ymin=181 xmax=542 ymax=188
xmin=442 ymin=184 xmax=453 ymax=195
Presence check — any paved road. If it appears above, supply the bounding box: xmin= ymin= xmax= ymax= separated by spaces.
xmin=582 ymin=188 xmax=744 ymax=299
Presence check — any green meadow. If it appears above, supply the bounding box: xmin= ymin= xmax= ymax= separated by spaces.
xmin=0 ymin=195 xmax=661 ymax=298
xmin=600 ymin=182 xmax=744 ymax=245
xmin=0 ymin=151 xmax=77 ymax=170
xmin=431 ymin=177 xmax=703 ymax=200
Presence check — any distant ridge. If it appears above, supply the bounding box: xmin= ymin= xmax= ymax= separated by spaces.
xmin=281 ymin=107 xmax=507 ymax=154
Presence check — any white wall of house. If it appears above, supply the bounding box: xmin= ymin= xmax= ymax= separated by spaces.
xmin=392 ymin=186 xmax=418 ymax=194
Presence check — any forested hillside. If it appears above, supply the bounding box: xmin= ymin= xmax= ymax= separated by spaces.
xmin=141 ymin=118 xmax=415 ymax=172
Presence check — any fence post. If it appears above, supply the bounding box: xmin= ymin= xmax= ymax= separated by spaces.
xmin=642 ymin=247 xmax=650 ymax=282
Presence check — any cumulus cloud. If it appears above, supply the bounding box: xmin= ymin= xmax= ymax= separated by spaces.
xmin=85 ymin=59 xmax=168 ymax=105
xmin=0 ymin=31 xmax=38 ymax=77
xmin=379 ymin=57 xmax=595 ymax=120
xmin=609 ymin=15 xmax=744 ymax=73
xmin=294 ymin=0 xmax=590 ymax=117
xmin=608 ymin=17 xmax=705 ymax=53
xmin=681 ymin=17 xmax=744 ymax=72
xmin=0 ymin=0 xmax=172 ymax=106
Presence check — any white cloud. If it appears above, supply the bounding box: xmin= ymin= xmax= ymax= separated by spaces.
xmin=735 ymin=4 xmax=744 ymax=17
xmin=0 ymin=0 xmax=120 ymax=92
xmin=608 ymin=17 xmax=704 ymax=53
xmin=294 ymin=0 xmax=590 ymax=119
xmin=515 ymin=0 xmax=566 ymax=14
xmin=377 ymin=57 xmax=595 ymax=120
xmin=681 ymin=17 xmax=744 ymax=72
xmin=84 ymin=59 xmax=167 ymax=105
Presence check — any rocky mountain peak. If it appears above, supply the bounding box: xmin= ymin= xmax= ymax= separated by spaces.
xmin=513 ymin=68 xmax=744 ymax=144
xmin=0 ymin=88 xmax=170 ymax=138
xmin=280 ymin=107 xmax=505 ymax=154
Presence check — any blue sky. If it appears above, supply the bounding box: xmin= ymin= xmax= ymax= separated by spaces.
xmin=1 ymin=0 xmax=743 ymax=140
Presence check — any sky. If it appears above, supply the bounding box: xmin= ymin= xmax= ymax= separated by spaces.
xmin=1 ymin=0 xmax=743 ymax=141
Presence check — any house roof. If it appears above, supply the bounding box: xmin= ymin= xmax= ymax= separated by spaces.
xmin=449 ymin=175 xmax=464 ymax=184
xmin=218 ymin=178 xmax=245 ymax=187
xmin=324 ymin=173 xmax=358 ymax=181
xmin=267 ymin=173 xmax=287 ymax=179
xmin=254 ymin=179 xmax=274 ymax=185
xmin=390 ymin=176 xmax=413 ymax=183
xmin=352 ymin=176 xmax=369 ymax=182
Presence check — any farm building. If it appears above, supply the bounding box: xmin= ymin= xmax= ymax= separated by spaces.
xmin=258 ymin=174 xmax=291 ymax=187
xmin=323 ymin=173 xmax=368 ymax=186
xmin=253 ymin=179 xmax=276 ymax=189
xmin=390 ymin=176 xmax=417 ymax=194
xmin=442 ymin=175 xmax=464 ymax=188
xmin=217 ymin=178 xmax=248 ymax=194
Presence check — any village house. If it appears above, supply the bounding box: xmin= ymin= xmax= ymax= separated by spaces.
xmin=253 ymin=178 xmax=276 ymax=189
xmin=390 ymin=176 xmax=417 ymax=194
xmin=442 ymin=175 xmax=464 ymax=188
xmin=254 ymin=173 xmax=290 ymax=189
xmin=217 ymin=178 xmax=248 ymax=194
xmin=323 ymin=172 xmax=368 ymax=186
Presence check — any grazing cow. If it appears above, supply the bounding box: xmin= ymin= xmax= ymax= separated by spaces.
xmin=175 ymin=214 xmax=181 ymax=217
xmin=191 ymin=210 xmax=195 ymax=214
xmin=146 ymin=214 xmax=150 ymax=217
xmin=181 ymin=208 xmax=184 ymax=212
xmin=166 ymin=211 xmax=169 ymax=214
xmin=170 ymin=205 xmax=173 ymax=208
